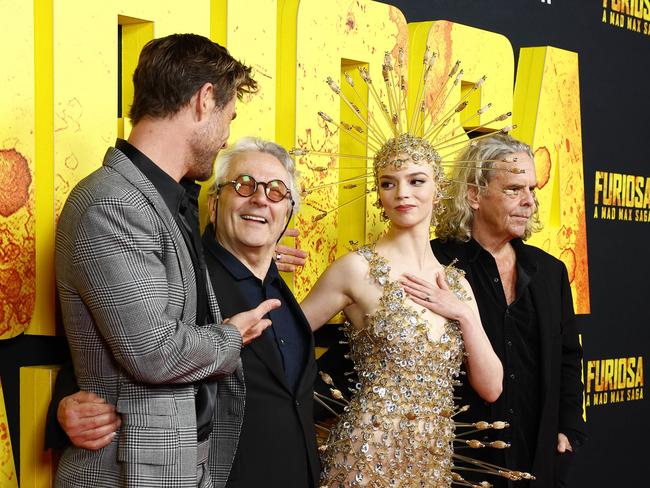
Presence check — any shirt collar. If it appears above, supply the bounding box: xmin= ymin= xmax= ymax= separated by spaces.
xmin=464 ymin=237 xmax=484 ymax=262
xmin=115 ymin=138 xmax=186 ymax=217
xmin=202 ymin=223 xmax=279 ymax=284
xmin=179 ymin=179 xmax=202 ymax=217
xmin=510 ymin=238 xmax=538 ymax=276
xmin=469 ymin=236 xmax=538 ymax=274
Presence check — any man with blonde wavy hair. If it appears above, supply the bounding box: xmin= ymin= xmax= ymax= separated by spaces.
xmin=429 ymin=133 xmax=587 ymax=487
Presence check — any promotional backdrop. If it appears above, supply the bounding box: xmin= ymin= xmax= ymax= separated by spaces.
xmin=0 ymin=0 xmax=647 ymax=486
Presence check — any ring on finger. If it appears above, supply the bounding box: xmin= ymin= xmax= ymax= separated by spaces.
xmin=275 ymin=252 xmax=283 ymax=262
xmin=423 ymin=294 xmax=431 ymax=302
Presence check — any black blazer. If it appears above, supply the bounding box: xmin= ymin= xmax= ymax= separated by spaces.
xmin=203 ymin=229 xmax=320 ymax=488
xmin=431 ymin=238 xmax=586 ymax=487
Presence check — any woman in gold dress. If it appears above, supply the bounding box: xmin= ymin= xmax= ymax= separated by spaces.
xmin=301 ymin=134 xmax=504 ymax=487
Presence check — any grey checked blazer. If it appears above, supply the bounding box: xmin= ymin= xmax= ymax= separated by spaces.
xmin=54 ymin=147 xmax=245 ymax=488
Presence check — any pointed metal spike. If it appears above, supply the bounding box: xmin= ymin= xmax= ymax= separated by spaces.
xmin=326 ymin=77 xmax=341 ymax=94
xmin=344 ymin=71 xmax=354 ymax=87
xmin=448 ymin=59 xmax=461 ymax=78
xmin=318 ymin=111 xmax=333 ymax=123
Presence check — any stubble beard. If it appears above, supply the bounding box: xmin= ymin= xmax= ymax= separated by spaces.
xmin=187 ymin=126 xmax=219 ymax=182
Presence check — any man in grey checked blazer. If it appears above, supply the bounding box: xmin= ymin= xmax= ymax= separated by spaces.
xmin=54 ymin=34 xmax=277 ymax=487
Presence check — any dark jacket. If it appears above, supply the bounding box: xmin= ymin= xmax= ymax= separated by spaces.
xmin=431 ymin=237 xmax=586 ymax=487
xmin=203 ymin=226 xmax=320 ymax=488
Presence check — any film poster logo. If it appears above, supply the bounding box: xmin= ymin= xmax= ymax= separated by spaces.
xmin=602 ymin=0 xmax=650 ymax=36
xmin=593 ymin=171 xmax=650 ymax=222
xmin=585 ymin=356 xmax=644 ymax=407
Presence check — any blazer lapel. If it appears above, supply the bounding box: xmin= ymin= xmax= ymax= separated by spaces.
xmin=248 ymin=329 xmax=290 ymax=391
xmin=205 ymin=274 xmax=223 ymax=325
xmin=103 ymin=147 xmax=194 ymax=297
xmin=279 ymin=279 xmax=316 ymax=395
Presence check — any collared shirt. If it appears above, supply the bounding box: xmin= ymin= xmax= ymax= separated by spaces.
xmin=202 ymin=224 xmax=307 ymax=392
xmin=432 ymin=237 xmax=541 ymax=482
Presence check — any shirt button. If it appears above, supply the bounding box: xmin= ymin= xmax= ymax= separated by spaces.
xmin=507 ymin=340 xmax=513 ymax=347
xmin=508 ymin=408 xmax=514 ymax=414
xmin=280 ymin=338 xmax=285 ymax=345
xmin=509 ymin=373 xmax=516 ymax=380
xmin=295 ymin=400 xmax=300 ymax=407
xmin=493 ymin=277 xmax=499 ymax=283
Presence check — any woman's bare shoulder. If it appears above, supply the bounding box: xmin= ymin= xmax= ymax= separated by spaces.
xmin=327 ymin=247 xmax=370 ymax=273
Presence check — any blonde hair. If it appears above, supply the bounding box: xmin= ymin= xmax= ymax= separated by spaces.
xmin=435 ymin=133 xmax=541 ymax=242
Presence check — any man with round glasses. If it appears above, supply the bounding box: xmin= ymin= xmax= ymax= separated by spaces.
xmin=198 ymin=137 xmax=318 ymax=487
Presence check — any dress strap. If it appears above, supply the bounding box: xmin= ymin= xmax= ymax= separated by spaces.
xmin=357 ymin=245 xmax=471 ymax=302
xmin=356 ymin=245 xmax=391 ymax=286
xmin=443 ymin=259 xmax=472 ymax=302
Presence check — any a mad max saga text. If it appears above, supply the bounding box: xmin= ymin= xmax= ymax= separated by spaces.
xmin=585 ymin=356 xmax=644 ymax=407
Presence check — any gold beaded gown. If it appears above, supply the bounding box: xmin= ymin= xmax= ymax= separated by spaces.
xmin=320 ymin=246 xmax=469 ymax=488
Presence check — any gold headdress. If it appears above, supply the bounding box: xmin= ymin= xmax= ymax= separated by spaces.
xmin=291 ymin=47 xmax=521 ymax=224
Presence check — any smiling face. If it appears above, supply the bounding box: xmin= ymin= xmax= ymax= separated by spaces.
xmin=214 ymin=150 xmax=292 ymax=256
xmin=377 ymin=157 xmax=438 ymax=229
xmin=470 ymin=151 xmax=537 ymax=242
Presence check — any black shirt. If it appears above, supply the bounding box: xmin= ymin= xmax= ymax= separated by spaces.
xmin=431 ymin=237 xmax=541 ymax=486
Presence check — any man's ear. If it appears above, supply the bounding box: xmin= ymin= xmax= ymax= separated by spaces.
xmin=208 ymin=193 xmax=217 ymax=225
xmin=193 ymin=82 xmax=215 ymax=121
xmin=467 ymin=185 xmax=481 ymax=210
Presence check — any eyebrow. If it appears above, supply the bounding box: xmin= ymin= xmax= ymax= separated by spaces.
xmin=379 ymin=171 xmax=429 ymax=179
xmin=504 ymin=183 xmax=538 ymax=190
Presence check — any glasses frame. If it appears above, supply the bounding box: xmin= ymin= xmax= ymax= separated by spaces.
xmin=218 ymin=174 xmax=292 ymax=203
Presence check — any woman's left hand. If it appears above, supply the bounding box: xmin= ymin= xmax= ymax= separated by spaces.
xmin=399 ymin=272 xmax=469 ymax=322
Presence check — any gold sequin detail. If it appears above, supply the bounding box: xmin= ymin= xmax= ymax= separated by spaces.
xmin=320 ymin=246 xmax=466 ymax=487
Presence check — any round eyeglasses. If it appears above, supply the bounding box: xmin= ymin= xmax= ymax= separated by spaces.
xmin=219 ymin=174 xmax=292 ymax=203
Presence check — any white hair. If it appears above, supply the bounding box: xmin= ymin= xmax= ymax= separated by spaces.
xmin=209 ymin=136 xmax=300 ymax=211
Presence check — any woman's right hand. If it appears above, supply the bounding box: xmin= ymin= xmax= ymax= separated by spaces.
xmin=399 ymin=271 xmax=471 ymax=322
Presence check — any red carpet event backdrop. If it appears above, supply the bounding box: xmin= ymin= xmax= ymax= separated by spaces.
xmin=0 ymin=0 xmax=646 ymax=486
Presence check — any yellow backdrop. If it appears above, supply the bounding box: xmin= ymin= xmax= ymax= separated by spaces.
xmin=0 ymin=1 xmax=589 ymax=486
